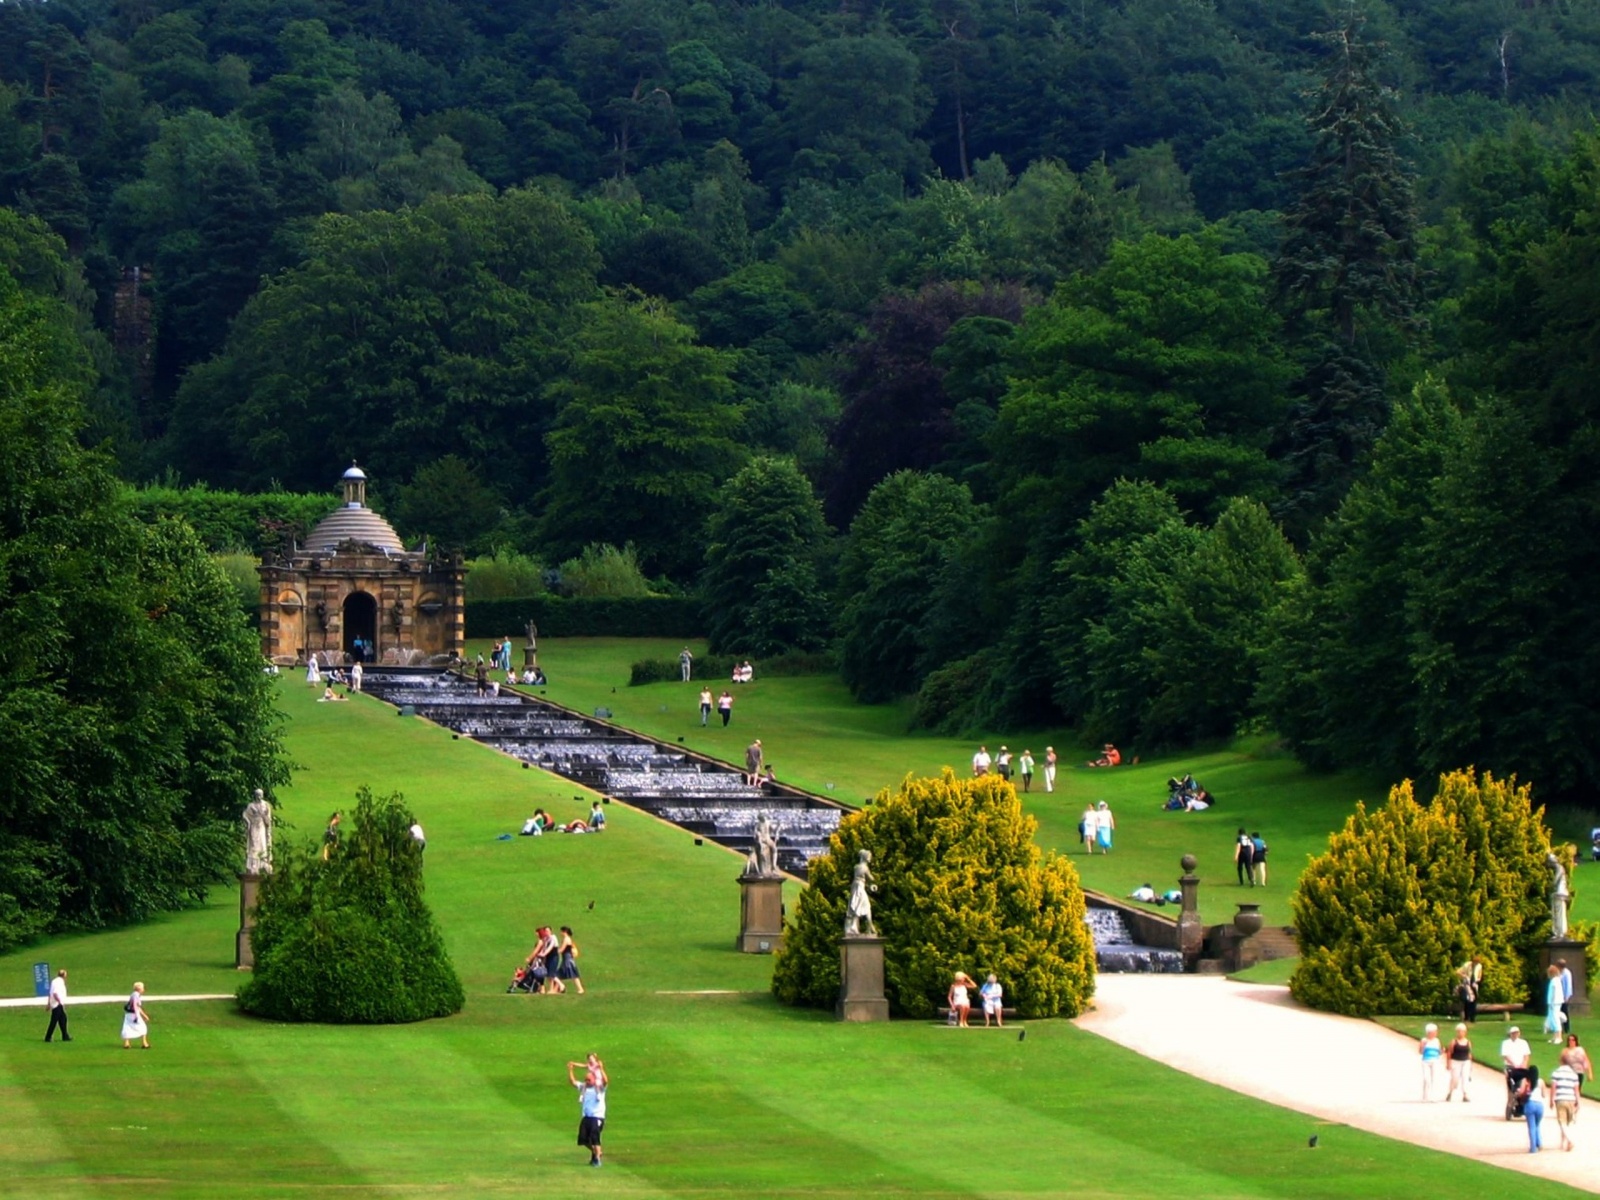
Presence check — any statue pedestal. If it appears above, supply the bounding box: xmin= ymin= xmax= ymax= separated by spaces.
xmin=837 ymin=935 xmax=889 ymax=1022
xmin=523 ymin=646 xmax=539 ymax=669
xmin=1177 ymin=865 xmax=1204 ymax=968
xmin=737 ymin=874 xmax=784 ymax=953
xmin=1542 ymin=939 xmax=1591 ymax=1018
xmin=236 ymin=872 xmax=263 ymax=970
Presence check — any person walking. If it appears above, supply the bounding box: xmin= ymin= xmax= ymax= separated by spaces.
xmin=1559 ymin=957 xmax=1574 ymax=1034
xmin=1521 ymin=1065 xmax=1547 ymax=1153
xmin=1546 ymin=965 xmax=1565 ymax=1043
xmin=717 ymin=691 xmax=733 ymax=727
xmin=972 ymin=745 xmax=991 ymax=777
xmin=120 ymin=982 xmax=150 ymax=1049
xmin=698 ymin=687 xmax=712 ymax=726
xmin=1044 ymin=746 xmax=1058 ymax=793
xmin=1096 ymin=801 xmax=1115 ymax=853
xmin=567 ymin=1059 xmax=608 ymax=1167
xmin=1018 ymin=750 xmax=1035 ymax=793
xmin=1250 ymin=832 xmax=1268 ymax=885
xmin=321 ymin=812 xmax=341 ymax=861
xmin=1234 ymin=829 xmax=1255 ymax=887
xmin=1080 ymin=804 xmax=1099 ymax=854
xmin=1503 ymin=1025 xmax=1534 ymax=1098
xmin=1419 ymin=1022 xmax=1442 ymax=1101
xmin=679 ymin=646 xmax=693 ymax=682
xmin=475 ymin=658 xmax=489 ymax=696
xmin=306 ymin=653 xmax=321 ymax=687
xmin=1445 ymin=1023 xmax=1473 ymax=1102
xmin=43 ymin=968 xmax=70 ymax=1042
xmin=948 ymin=971 xmax=974 ymax=1028
xmin=1561 ymin=1033 xmax=1592 ymax=1091
xmin=995 ymin=747 xmax=1013 ymax=782
xmin=1552 ymin=1057 xmax=1581 ymax=1151
xmin=745 ymin=739 xmax=764 ymax=786
xmin=351 ymin=660 xmax=363 ymax=693
xmin=1457 ymin=955 xmax=1484 ymax=1023
xmin=557 ymin=926 xmax=586 ymax=995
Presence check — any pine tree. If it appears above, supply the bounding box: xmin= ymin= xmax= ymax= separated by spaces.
xmin=1273 ymin=13 xmax=1421 ymax=535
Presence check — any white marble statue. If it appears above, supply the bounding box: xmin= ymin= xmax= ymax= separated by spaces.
xmin=244 ymin=789 xmax=274 ymax=875
xmin=1550 ymin=852 xmax=1570 ymax=940
xmin=844 ymin=849 xmax=878 ymax=937
xmin=750 ymin=812 xmax=781 ymax=877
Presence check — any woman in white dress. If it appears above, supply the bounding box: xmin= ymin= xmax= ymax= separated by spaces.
xmin=121 ymin=982 xmax=150 ymax=1049
xmin=306 ymin=653 xmax=321 ymax=686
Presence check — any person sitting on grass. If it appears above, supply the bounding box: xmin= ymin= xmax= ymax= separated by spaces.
xmin=557 ymin=818 xmax=591 ymax=834
xmin=589 ymin=802 xmax=605 ymax=831
xmin=1129 ymin=883 xmax=1157 ymax=903
xmin=1088 ymin=743 xmax=1122 ymax=767
xmin=521 ymin=809 xmax=550 ymax=836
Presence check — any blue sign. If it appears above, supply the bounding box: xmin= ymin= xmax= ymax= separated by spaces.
xmin=32 ymin=962 xmax=50 ymax=998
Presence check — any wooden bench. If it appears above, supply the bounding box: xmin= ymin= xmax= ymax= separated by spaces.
xmin=937 ymin=1007 xmax=1019 ymax=1022
xmin=1474 ymin=1003 xmax=1526 ymax=1020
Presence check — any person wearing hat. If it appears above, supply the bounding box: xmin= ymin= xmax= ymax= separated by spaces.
xmin=948 ymin=971 xmax=976 ymax=1027
xmin=995 ymin=746 xmax=1013 ymax=782
xmin=1503 ymin=1025 xmax=1534 ymax=1097
xmin=1096 ymin=801 xmax=1116 ymax=852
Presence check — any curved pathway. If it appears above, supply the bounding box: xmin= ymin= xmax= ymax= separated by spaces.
xmin=1080 ymin=975 xmax=1597 ymax=1193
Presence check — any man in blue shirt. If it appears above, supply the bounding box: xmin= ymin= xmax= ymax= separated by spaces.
xmin=567 ymin=1057 xmax=608 ymax=1167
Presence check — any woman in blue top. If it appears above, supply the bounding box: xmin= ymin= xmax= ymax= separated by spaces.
xmin=1418 ymin=1022 xmax=1442 ymax=1102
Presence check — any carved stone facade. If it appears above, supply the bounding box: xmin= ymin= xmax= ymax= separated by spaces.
xmin=257 ymin=465 xmax=465 ymax=665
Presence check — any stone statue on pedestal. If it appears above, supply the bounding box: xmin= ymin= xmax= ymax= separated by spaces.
xmin=844 ymin=849 xmax=878 ymax=937
xmin=744 ymin=812 xmax=781 ymax=877
xmin=524 ymin=621 xmax=538 ymax=649
xmin=243 ymin=789 xmax=274 ymax=874
xmin=1550 ymin=852 xmax=1570 ymax=940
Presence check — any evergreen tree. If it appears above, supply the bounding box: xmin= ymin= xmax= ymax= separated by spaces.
xmin=239 ymin=788 xmax=464 ymax=1024
xmin=1292 ymin=770 xmax=1554 ymax=1016
xmin=772 ymin=771 xmax=1094 ymax=1020
xmin=1272 ymin=14 xmax=1421 ymax=534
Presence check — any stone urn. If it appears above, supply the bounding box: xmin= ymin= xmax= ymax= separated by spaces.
xmin=1233 ymin=903 xmax=1264 ymax=937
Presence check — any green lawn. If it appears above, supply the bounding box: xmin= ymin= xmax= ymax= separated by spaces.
xmin=0 ymin=673 xmax=1580 ymax=1197
xmin=497 ymin=637 xmax=1387 ymax=926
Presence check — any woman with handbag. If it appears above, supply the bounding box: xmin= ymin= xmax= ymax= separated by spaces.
xmin=120 ymin=982 xmax=150 ymax=1050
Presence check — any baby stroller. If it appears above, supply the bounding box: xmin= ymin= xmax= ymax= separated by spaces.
xmin=506 ymin=961 xmax=545 ymax=993
xmin=1505 ymin=1066 xmax=1535 ymax=1121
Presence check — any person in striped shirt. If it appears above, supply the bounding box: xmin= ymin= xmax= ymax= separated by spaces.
xmin=1550 ymin=1060 xmax=1581 ymax=1151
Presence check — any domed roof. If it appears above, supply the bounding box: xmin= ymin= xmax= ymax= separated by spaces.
xmin=304 ymin=462 xmax=406 ymax=553
xmin=304 ymin=505 xmax=407 ymax=553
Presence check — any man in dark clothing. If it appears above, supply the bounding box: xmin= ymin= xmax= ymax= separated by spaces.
xmin=1234 ymin=828 xmax=1255 ymax=886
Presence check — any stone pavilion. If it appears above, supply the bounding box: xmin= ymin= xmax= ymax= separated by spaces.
xmin=257 ymin=465 xmax=465 ymax=665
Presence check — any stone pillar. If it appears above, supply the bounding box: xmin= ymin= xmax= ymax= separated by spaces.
xmin=837 ymin=935 xmax=889 ymax=1022
xmin=1542 ymin=940 xmax=1591 ymax=1018
xmin=1177 ymin=853 xmax=1203 ymax=968
xmin=737 ymin=874 xmax=784 ymax=953
xmin=237 ymin=873 xmax=262 ymax=970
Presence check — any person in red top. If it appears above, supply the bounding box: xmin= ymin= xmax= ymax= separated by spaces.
xmin=1089 ymin=743 xmax=1121 ymax=767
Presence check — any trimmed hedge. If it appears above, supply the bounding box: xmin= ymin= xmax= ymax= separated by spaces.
xmin=466 ymin=596 xmax=703 ymax=638
xmin=238 ymin=787 xmax=464 ymax=1024
xmin=629 ymin=651 xmax=835 ymax=685
xmin=126 ymin=485 xmax=338 ymax=554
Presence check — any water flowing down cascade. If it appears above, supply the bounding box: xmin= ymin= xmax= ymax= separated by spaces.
xmin=360 ymin=667 xmax=844 ymax=876
xmin=1083 ymin=904 xmax=1186 ymax=973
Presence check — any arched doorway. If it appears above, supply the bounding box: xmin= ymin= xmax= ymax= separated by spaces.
xmin=343 ymin=591 xmax=377 ymax=661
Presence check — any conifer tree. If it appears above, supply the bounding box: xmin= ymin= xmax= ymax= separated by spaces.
xmin=1273 ymin=13 xmax=1421 ymax=534
xmin=1292 ymin=769 xmax=1553 ymax=1016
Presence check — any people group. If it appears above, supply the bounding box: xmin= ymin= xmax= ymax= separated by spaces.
xmin=1234 ymin=829 xmax=1268 ymax=885
xmin=1080 ymin=801 xmax=1115 ymax=853
xmin=512 ymin=924 xmax=587 ymax=996
xmin=521 ymin=804 xmax=605 ymax=836
xmin=946 ymin=971 xmax=1006 ymax=1028
xmin=1164 ymin=774 xmax=1212 ymax=811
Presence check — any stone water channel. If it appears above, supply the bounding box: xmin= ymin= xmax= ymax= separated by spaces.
xmin=362 ymin=666 xmax=846 ymax=876
xmin=363 ymin=667 xmax=1187 ymax=971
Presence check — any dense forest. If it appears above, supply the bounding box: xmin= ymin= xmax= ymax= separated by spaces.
xmin=6 ymin=0 xmax=1600 ymax=808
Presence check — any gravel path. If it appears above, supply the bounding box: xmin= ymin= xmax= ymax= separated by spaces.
xmin=1080 ymin=974 xmax=1597 ymax=1193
